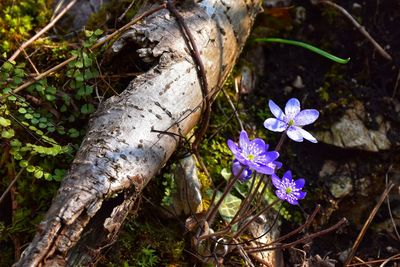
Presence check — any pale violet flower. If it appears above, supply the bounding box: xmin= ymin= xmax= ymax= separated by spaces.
xmin=227 ymin=130 xmax=280 ymax=175
xmin=263 ymin=98 xmax=319 ymax=143
xmin=271 ymin=170 xmax=306 ymax=205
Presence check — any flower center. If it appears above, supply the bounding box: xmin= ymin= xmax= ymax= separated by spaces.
xmin=247 ymin=154 xmax=255 ymax=161
xmin=288 ymin=119 xmax=295 ymax=126
xmin=285 ymin=187 xmax=293 ymax=194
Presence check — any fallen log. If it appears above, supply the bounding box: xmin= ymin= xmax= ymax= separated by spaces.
xmin=16 ymin=0 xmax=262 ymax=266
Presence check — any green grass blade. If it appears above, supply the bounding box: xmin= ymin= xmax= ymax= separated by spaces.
xmin=254 ymin=37 xmax=350 ymax=64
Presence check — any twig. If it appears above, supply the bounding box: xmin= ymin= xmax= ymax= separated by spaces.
xmin=344 ymin=183 xmax=395 ymax=266
xmin=315 ymin=0 xmax=392 ymax=61
xmin=345 ymin=254 xmax=400 ymax=266
xmin=22 ymin=48 xmax=40 ymax=75
xmin=11 ymin=3 xmax=167 ymax=94
xmin=118 ymin=0 xmax=137 ymax=22
xmin=379 ymin=253 xmax=400 ymax=267
xmin=12 ymin=56 xmax=76 ymax=94
xmin=222 ymin=88 xmax=244 ymax=131
xmin=392 ymin=69 xmax=400 ymax=98
xmin=247 ymin=217 xmax=348 ymax=253
xmin=166 ymin=0 xmax=211 ymax=151
xmin=7 ymin=0 xmax=78 ymax=62
xmin=0 ymin=155 xmax=34 ymax=205
xmin=385 ymin=165 xmax=400 ymax=241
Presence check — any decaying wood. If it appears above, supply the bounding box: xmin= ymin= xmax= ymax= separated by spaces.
xmin=15 ymin=0 xmax=262 ymax=266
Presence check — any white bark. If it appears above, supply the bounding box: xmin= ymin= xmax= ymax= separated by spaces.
xmin=16 ymin=0 xmax=262 ymax=266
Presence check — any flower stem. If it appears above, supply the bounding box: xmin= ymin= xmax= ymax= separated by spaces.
xmin=275 ymin=132 xmax=287 ymax=152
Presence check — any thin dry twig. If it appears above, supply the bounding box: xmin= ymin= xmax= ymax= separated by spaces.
xmin=7 ymin=0 xmax=78 ymax=62
xmin=392 ymin=69 xmax=400 ymax=98
xmin=223 ymin=84 xmax=244 ymax=131
xmin=118 ymin=0 xmax=137 ymax=22
xmin=11 ymin=3 xmax=167 ymax=94
xmin=315 ymin=0 xmax=392 ymax=61
xmin=385 ymin=166 xmax=400 ymax=241
xmin=0 ymin=155 xmax=34 ymax=205
xmin=22 ymin=48 xmax=40 ymax=75
xmin=247 ymin=217 xmax=348 ymax=253
xmin=344 ymin=183 xmax=395 ymax=266
xmin=346 ymin=254 xmax=400 ymax=266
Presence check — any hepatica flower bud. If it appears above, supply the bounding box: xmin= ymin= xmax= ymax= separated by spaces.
xmin=227 ymin=130 xmax=280 ymax=175
xmin=231 ymin=159 xmax=252 ymax=182
xmin=271 ymin=170 xmax=306 ymax=205
xmin=264 ymin=98 xmax=319 ymax=143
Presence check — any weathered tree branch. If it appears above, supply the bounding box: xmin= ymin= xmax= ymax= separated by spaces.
xmin=15 ymin=0 xmax=262 ymax=266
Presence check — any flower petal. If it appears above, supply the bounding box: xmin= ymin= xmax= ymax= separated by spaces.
xmin=227 ymin=139 xmax=240 ymax=156
xmin=294 ymin=178 xmax=305 ymax=189
xmin=276 ymin=190 xmax=287 ymax=202
xmin=251 ymin=164 xmax=275 ymax=175
xmin=296 ymin=127 xmax=318 ymax=143
xmin=273 ymin=161 xmax=283 ymax=170
xmin=286 ymin=126 xmax=304 ymax=142
xmin=297 ymin=191 xmax=307 ymax=200
xmin=271 ymin=174 xmax=281 ymax=188
xmin=263 ymin=118 xmax=287 ymax=132
xmin=294 ymin=109 xmax=319 ymax=126
xmin=287 ymin=197 xmax=299 ymax=205
xmin=251 ymin=138 xmax=267 ymax=155
xmin=239 ymin=130 xmax=249 ymax=148
xmin=283 ymin=170 xmax=293 ymax=181
xmin=264 ymin=151 xmax=280 ymax=162
xmin=269 ymin=100 xmax=285 ymax=120
xmin=285 ymin=98 xmax=301 ymax=119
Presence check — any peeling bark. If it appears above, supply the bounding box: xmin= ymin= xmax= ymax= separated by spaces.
xmin=15 ymin=0 xmax=262 ymax=266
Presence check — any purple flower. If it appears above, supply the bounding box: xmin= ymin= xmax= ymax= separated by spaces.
xmin=231 ymin=159 xmax=252 ymax=182
xmin=227 ymin=130 xmax=280 ymax=175
xmin=263 ymin=98 xmax=319 ymax=143
xmin=271 ymin=170 xmax=306 ymax=205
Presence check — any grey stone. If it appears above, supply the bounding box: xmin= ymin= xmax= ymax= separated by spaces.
xmin=315 ymin=101 xmax=391 ymax=152
xmin=319 ymin=160 xmax=353 ymax=199
xmin=167 ymin=155 xmax=203 ymax=216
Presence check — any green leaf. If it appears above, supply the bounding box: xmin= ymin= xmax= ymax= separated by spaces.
xmin=18 ymin=107 xmax=27 ymax=114
xmin=68 ymin=128 xmax=79 ymax=138
xmin=254 ymin=38 xmax=350 ymax=64
xmin=45 ymin=94 xmax=56 ymax=101
xmin=84 ymin=30 xmax=93 ymax=37
xmin=0 ymin=116 xmax=11 ymax=127
xmin=26 ymin=165 xmax=36 ymax=172
xmin=94 ymin=29 xmax=103 ymax=36
xmin=46 ymin=86 xmax=57 ymax=95
xmin=2 ymin=129 xmax=15 ymax=138
xmin=7 ymin=95 xmax=17 ymax=101
xmin=74 ymin=71 xmax=84 ymax=82
xmin=34 ymin=169 xmax=43 ymax=179
xmin=217 ymin=192 xmax=242 ymax=223
xmin=2 ymin=61 xmax=14 ymax=71
xmin=74 ymin=60 xmax=84 ymax=68
xmin=35 ymin=84 xmax=45 ymax=92
xmin=19 ymin=160 xmax=29 ymax=167
xmin=221 ymin=168 xmax=231 ymax=180
xmin=81 ymin=103 xmax=95 ymax=114
xmin=43 ymin=173 xmax=51 ymax=180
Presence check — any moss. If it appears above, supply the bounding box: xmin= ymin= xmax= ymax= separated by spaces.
xmin=101 ymin=215 xmax=186 ymax=266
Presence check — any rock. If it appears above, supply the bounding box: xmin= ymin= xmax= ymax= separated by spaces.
xmin=316 ymin=101 xmax=391 ymax=152
xmin=292 ymin=75 xmax=305 ymax=89
xmin=319 ymin=161 xmax=353 ymax=198
xmin=166 ymin=155 xmax=203 ymax=216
